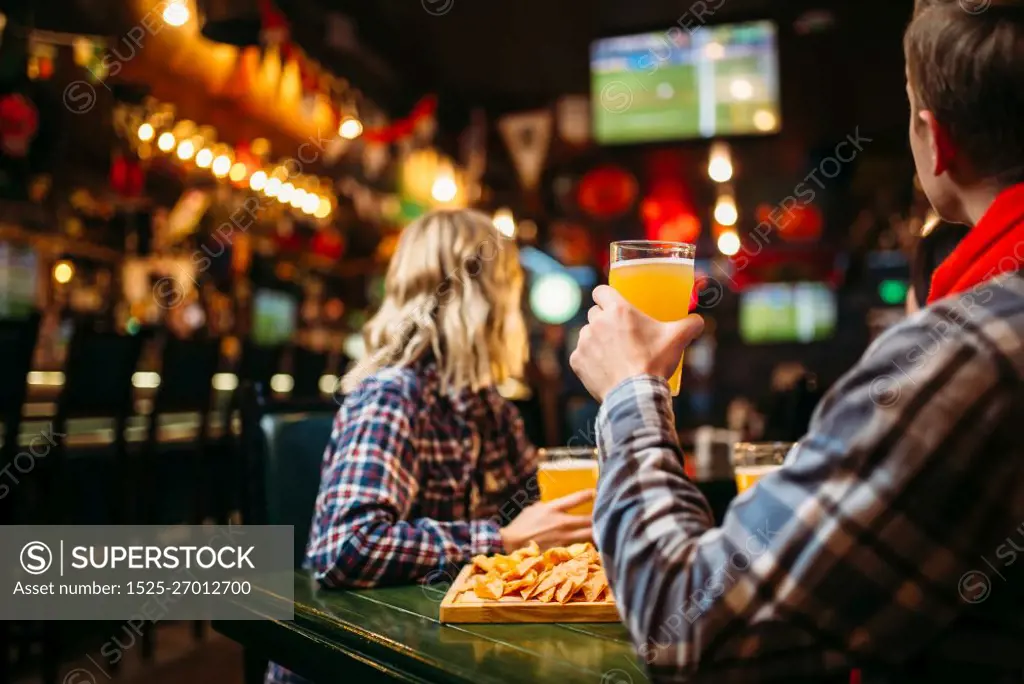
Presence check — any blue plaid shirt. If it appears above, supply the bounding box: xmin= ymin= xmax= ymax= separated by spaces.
xmin=267 ymin=359 xmax=538 ymax=683
xmin=595 ymin=272 xmax=1024 ymax=683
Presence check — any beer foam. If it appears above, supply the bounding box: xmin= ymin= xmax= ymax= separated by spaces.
xmin=610 ymin=257 xmax=695 ymax=268
xmin=539 ymin=458 xmax=599 ymax=471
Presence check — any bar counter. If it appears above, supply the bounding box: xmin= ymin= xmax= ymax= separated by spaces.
xmin=214 ymin=570 xmax=649 ymax=684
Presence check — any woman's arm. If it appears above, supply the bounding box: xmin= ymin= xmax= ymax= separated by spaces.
xmin=307 ymin=380 xmax=504 ymax=588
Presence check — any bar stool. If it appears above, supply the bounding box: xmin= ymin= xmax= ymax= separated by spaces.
xmin=216 ymin=342 xmax=284 ymax=521
xmin=236 ymin=379 xmax=334 ymax=684
xmin=138 ymin=332 xmax=220 ymax=659
xmin=32 ymin=322 xmax=144 ymax=684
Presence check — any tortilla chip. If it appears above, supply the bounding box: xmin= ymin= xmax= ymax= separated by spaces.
xmin=503 ymin=570 xmax=538 ymax=595
xmin=579 ymin=569 xmax=608 ymax=603
xmin=473 ymin=555 xmax=497 ymax=574
xmin=509 ymin=541 xmax=540 ymax=561
xmin=536 ymin=586 xmax=557 ymax=603
xmin=567 ymin=542 xmax=595 ymax=558
xmin=555 ymin=576 xmax=582 ymax=604
xmin=473 ymin=574 xmax=504 ymax=600
xmin=522 ymin=568 xmax=551 ymax=599
xmin=516 ymin=555 xmax=546 ymax=578
xmin=543 ymin=547 xmax=572 ymax=566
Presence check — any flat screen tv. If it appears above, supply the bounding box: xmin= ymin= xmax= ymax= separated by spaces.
xmin=739 ymin=282 xmax=836 ymax=344
xmin=252 ymin=289 xmax=297 ymax=347
xmin=591 ymin=20 xmax=781 ymax=144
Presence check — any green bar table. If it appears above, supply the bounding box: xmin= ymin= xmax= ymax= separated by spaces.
xmin=214 ymin=571 xmax=648 ymax=684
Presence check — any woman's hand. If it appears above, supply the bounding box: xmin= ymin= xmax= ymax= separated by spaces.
xmin=499 ymin=490 xmax=594 ymax=551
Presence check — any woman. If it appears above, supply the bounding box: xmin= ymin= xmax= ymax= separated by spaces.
xmin=266 ymin=209 xmax=592 ymax=684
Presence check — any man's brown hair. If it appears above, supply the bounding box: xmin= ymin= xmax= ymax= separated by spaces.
xmin=905 ymin=0 xmax=1024 ymax=183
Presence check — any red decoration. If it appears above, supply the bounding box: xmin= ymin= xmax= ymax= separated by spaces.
xmin=259 ymin=0 xmax=290 ymax=43
xmin=577 ymin=165 xmax=637 ymax=219
xmin=642 ymin=150 xmax=701 ymax=243
xmin=756 ymin=202 xmax=823 ymax=242
xmin=311 ymin=229 xmax=345 ymax=260
xmin=0 ymin=94 xmax=39 ymax=158
xmin=362 ymin=95 xmax=438 ymax=144
xmin=110 ymin=153 xmax=145 ymax=197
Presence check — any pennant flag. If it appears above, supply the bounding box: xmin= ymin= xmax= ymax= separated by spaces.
xmin=498 ymin=109 xmax=552 ymax=191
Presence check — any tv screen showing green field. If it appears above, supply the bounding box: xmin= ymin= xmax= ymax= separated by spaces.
xmin=591 ymin=21 xmax=781 ymax=144
xmin=740 ymin=283 xmax=836 ymax=344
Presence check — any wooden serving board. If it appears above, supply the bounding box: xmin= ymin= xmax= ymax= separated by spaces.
xmin=438 ymin=565 xmax=621 ymax=624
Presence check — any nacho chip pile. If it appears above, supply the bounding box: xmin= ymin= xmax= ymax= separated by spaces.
xmin=457 ymin=542 xmax=613 ymax=605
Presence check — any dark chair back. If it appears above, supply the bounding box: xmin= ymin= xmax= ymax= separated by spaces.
xmin=239 ymin=381 xmax=334 ymax=568
xmin=142 ymin=335 xmax=221 ymax=525
xmin=50 ymin=324 xmax=146 ymax=524
xmin=58 ymin=327 xmax=145 ymax=418
xmin=290 ymin=347 xmax=329 ymax=402
xmin=153 ymin=336 xmax=221 ymax=412
xmin=238 ymin=342 xmax=285 ymax=387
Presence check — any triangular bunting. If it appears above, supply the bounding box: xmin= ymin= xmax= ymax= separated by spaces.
xmin=498 ymin=109 xmax=552 ymax=191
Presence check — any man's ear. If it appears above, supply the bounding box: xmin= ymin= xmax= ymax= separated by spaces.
xmin=919 ymin=109 xmax=955 ymax=176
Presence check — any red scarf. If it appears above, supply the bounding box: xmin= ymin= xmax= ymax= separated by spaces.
xmin=928 ymin=182 xmax=1024 ymax=303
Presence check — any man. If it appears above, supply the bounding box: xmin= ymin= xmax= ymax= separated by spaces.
xmin=570 ymin=1 xmax=1024 ymax=682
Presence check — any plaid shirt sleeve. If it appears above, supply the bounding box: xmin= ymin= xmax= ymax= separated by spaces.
xmin=307 ymin=378 xmax=504 ymax=589
xmin=594 ymin=302 xmax=1022 ymax=682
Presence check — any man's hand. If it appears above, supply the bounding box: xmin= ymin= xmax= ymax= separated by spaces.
xmin=500 ymin=490 xmax=594 ymax=551
xmin=569 ymin=285 xmax=705 ymax=402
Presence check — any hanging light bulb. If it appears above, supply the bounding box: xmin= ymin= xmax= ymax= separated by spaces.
xmin=137 ymin=123 xmax=155 ymax=142
xmin=195 ymin=148 xmax=213 ymax=168
xmin=493 ymin=207 xmax=516 ymax=238
xmin=228 ymin=162 xmax=248 ymax=182
xmin=338 ymin=117 xmax=363 ymax=140
xmin=301 ymin=193 xmax=320 ymax=215
xmin=162 ymin=0 xmax=190 ymax=27
xmin=176 ymin=139 xmax=196 ymax=161
xmin=212 ymin=154 xmax=232 ymax=178
xmin=157 ymin=132 xmax=176 ymax=153
xmin=249 ymin=170 xmax=268 ymax=191
xmin=314 ymin=197 xmax=332 ymax=219
xmin=278 ymin=182 xmax=295 ymax=203
xmin=264 ymin=177 xmax=282 ymax=197
xmin=708 ymin=141 xmax=733 ymax=183
xmin=713 ymin=194 xmax=738 ymax=226
xmin=717 ymin=229 xmax=741 ymax=256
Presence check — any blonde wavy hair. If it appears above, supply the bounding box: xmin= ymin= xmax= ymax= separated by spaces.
xmin=342 ymin=209 xmax=527 ymax=393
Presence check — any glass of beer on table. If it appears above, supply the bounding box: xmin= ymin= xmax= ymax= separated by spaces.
xmin=537 ymin=447 xmax=599 ymax=515
xmin=732 ymin=442 xmax=794 ymax=493
xmin=609 ymin=241 xmax=696 ymax=396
